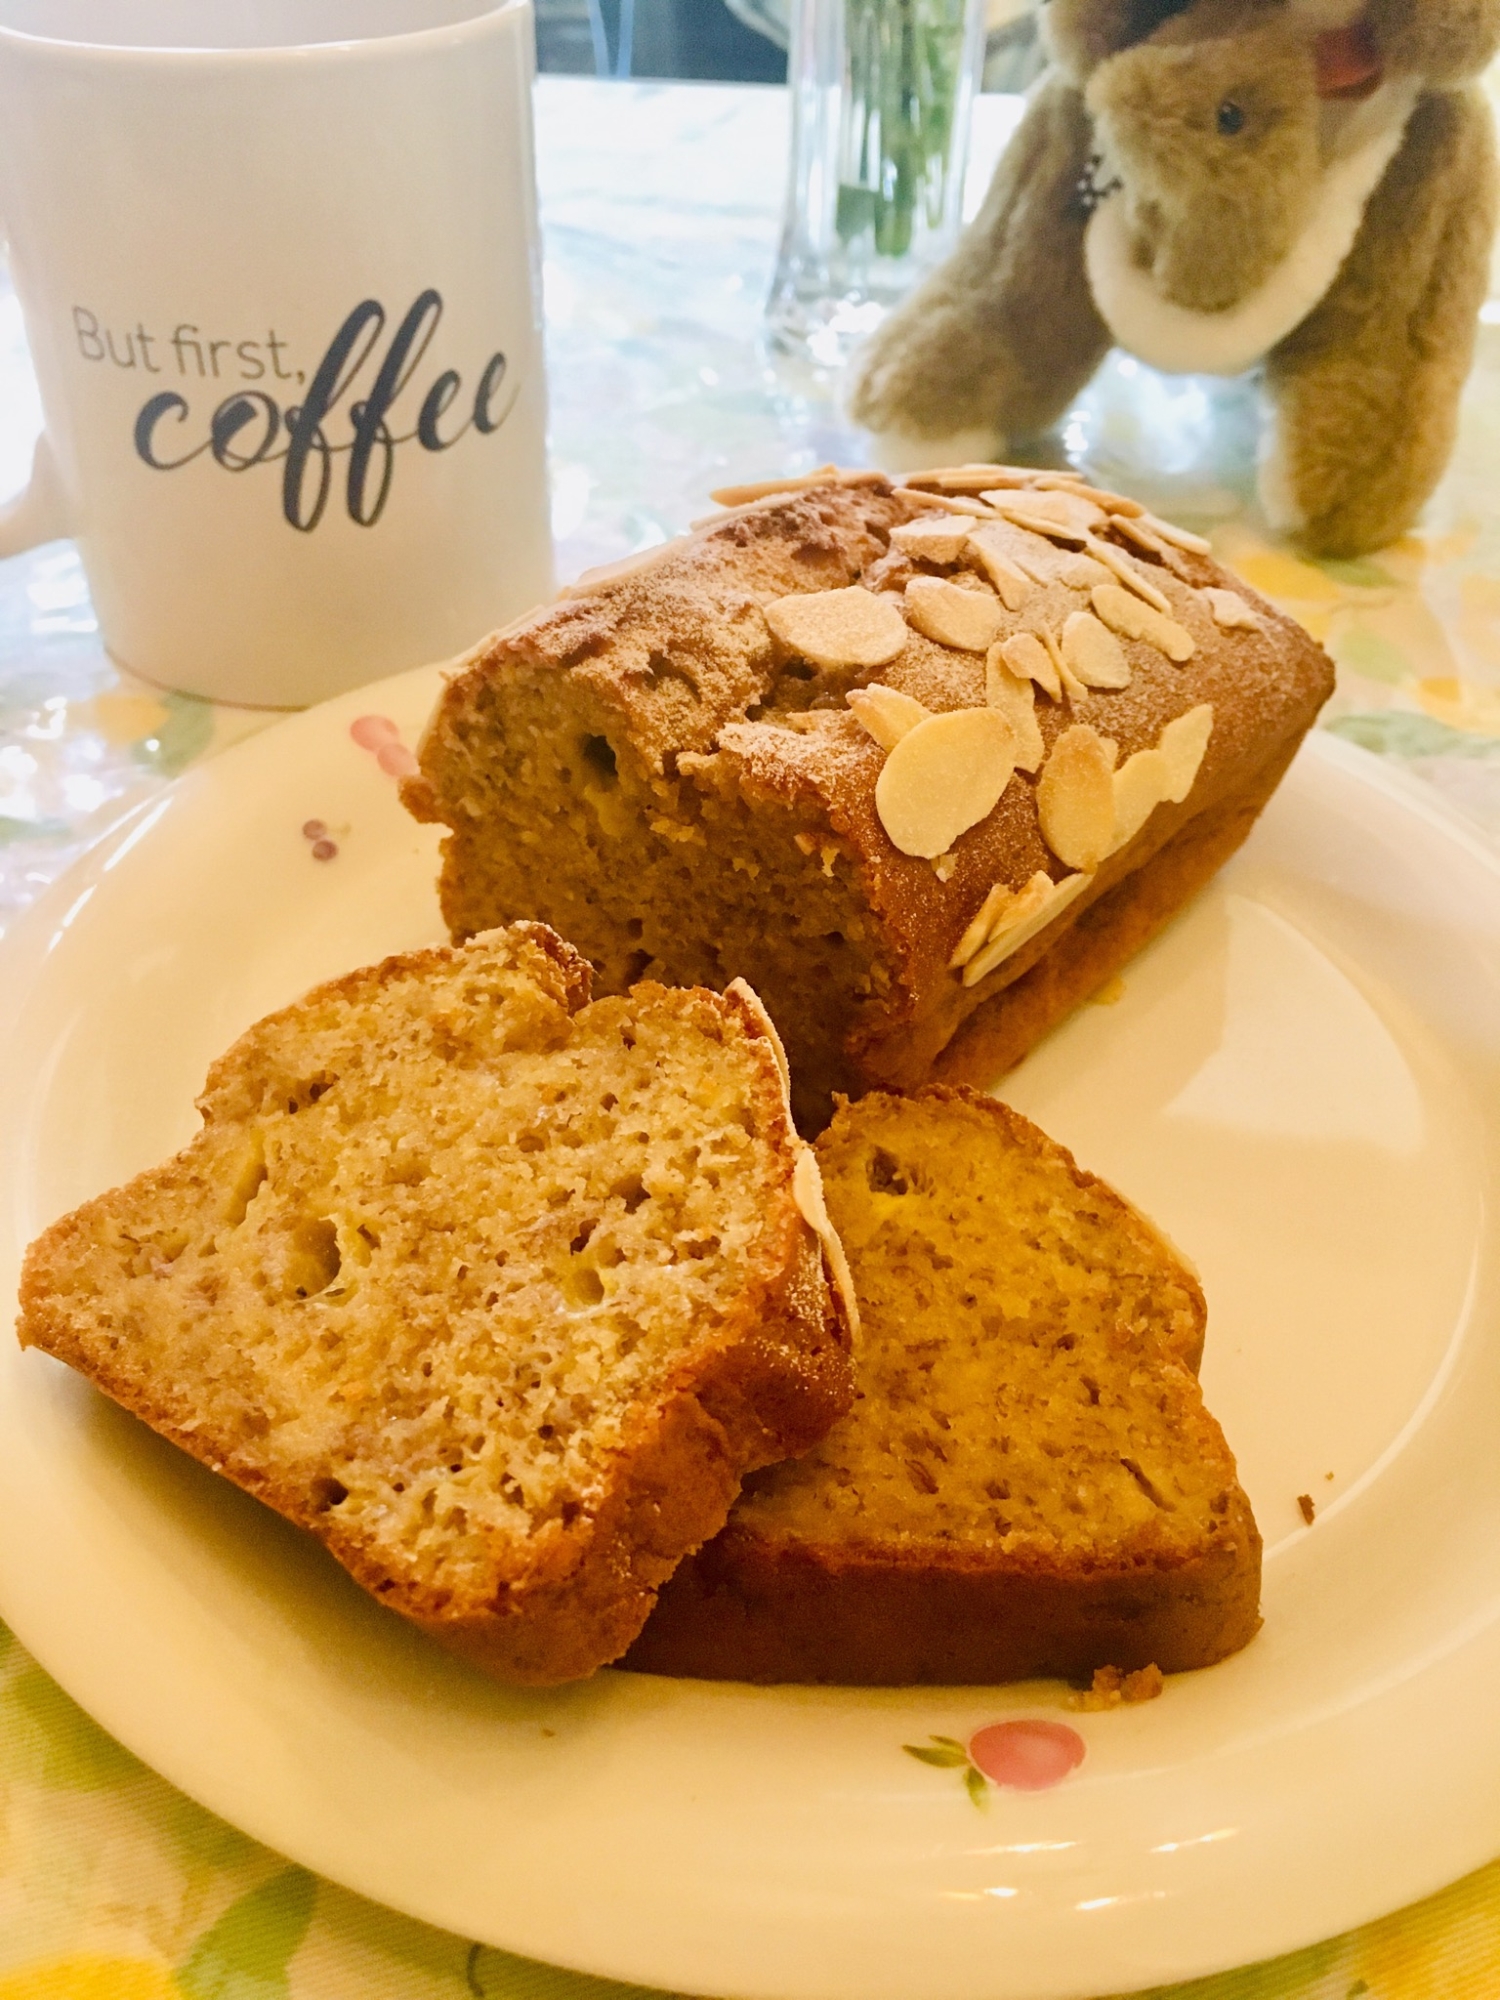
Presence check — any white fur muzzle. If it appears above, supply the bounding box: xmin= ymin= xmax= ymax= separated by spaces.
xmin=1083 ymin=81 xmax=1419 ymax=379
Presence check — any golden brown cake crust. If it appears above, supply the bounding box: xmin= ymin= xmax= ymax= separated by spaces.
xmin=623 ymin=1510 xmax=1263 ymax=1685
xmin=626 ymin=1086 xmax=1261 ymax=1687
xmin=404 ymin=477 xmax=1334 ymax=1119
xmin=17 ymin=931 xmax=855 ymax=1687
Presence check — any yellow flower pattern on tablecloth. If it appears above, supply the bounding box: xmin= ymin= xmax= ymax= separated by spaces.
xmin=0 ymin=1961 xmax=179 ymax=2000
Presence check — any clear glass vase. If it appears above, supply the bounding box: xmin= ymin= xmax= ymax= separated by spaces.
xmin=766 ymin=0 xmax=986 ymax=367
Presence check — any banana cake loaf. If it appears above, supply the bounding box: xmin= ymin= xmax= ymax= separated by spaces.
xmin=626 ymin=1086 xmax=1261 ymax=1685
xmin=17 ymin=925 xmax=856 ymax=1685
xmin=403 ymin=467 xmax=1334 ymax=1127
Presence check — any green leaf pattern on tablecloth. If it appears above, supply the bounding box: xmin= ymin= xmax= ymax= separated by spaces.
xmin=129 ymin=693 xmax=216 ymax=780
xmin=0 ymin=1663 xmax=142 ymax=1791
xmin=1327 ymin=712 xmax=1500 ymax=762
xmin=174 ymin=1871 xmax=316 ymax=2000
xmin=1330 ymin=628 xmax=1412 ymax=687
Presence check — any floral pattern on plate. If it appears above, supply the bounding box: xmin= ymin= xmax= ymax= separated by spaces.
xmin=905 ymin=1720 xmax=1087 ymax=1806
xmin=350 ymin=714 xmax=420 ymax=779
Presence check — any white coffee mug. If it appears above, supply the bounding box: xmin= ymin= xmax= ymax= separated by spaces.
xmin=0 ymin=0 xmax=553 ymax=708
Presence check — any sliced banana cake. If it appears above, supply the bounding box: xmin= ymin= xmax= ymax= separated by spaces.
xmin=628 ymin=1085 xmax=1261 ymax=1685
xmin=18 ymin=924 xmax=856 ymax=1684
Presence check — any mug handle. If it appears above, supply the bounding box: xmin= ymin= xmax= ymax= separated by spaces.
xmin=0 ymin=431 xmax=71 ymax=557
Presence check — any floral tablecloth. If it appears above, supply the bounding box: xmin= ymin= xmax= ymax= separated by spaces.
xmin=4 ymin=75 xmax=1500 ymax=2000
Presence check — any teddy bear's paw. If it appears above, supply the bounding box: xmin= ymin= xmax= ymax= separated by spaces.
xmin=1256 ymin=420 xmax=1305 ymax=540
xmin=1257 ymin=405 xmax=1417 ymax=561
xmin=846 ymin=344 xmax=973 ymax=444
xmin=860 ymin=426 xmax=1008 ymax=476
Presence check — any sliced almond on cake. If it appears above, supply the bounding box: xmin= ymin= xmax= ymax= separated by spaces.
xmin=875 ymin=708 xmax=1019 ymax=859
xmin=984 ymin=655 xmax=1046 ymax=770
xmin=1038 ymin=724 xmax=1118 ymax=873
xmin=1091 ymin=586 xmax=1197 ymax=662
xmin=1061 ymin=611 xmax=1132 ymax=690
xmin=765 ymin=586 xmax=909 ymax=670
xmin=905 ymin=576 xmax=1008 ymax=654
xmin=891 ymin=517 xmax=977 ymax=565
xmin=847 ymin=685 xmax=931 ymax=751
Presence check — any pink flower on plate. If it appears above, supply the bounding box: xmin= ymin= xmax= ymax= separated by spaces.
xmin=970 ymin=1721 xmax=1085 ymax=1791
xmin=299 ymin=817 xmax=340 ymax=862
xmin=904 ymin=1720 xmax=1086 ymax=1807
xmin=350 ymin=714 xmax=419 ymax=779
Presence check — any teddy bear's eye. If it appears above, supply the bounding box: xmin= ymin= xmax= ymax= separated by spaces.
xmin=1218 ymin=101 xmax=1247 ymax=137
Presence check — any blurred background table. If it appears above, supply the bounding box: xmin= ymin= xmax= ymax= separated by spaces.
xmin=4 ymin=68 xmax=1500 ymax=2000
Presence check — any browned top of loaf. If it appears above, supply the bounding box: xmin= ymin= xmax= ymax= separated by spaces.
xmin=404 ymin=473 xmax=1334 ymax=1046
xmin=16 ymin=924 xmax=854 ymax=1683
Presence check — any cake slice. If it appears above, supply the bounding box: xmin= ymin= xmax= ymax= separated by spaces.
xmin=402 ymin=468 xmax=1333 ymax=1129
xmin=627 ymin=1086 xmax=1261 ymax=1685
xmin=17 ymin=925 xmax=856 ymax=1685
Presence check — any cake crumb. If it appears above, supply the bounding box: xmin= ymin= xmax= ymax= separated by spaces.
xmin=1298 ymin=1493 xmax=1316 ymax=1524
xmin=1089 ymin=974 xmax=1128 ymax=1007
xmin=1067 ymin=1663 xmax=1165 ymax=1711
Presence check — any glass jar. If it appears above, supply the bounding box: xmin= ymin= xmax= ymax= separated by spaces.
xmin=766 ymin=0 xmax=986 ymax=366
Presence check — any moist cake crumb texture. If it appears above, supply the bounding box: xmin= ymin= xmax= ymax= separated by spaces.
xmin=628 ymin=1086 xmax=1262 ymax=1684
xmin=18 ymin=924 xmax=853 ymax=1683
xmin=750 ymin=1090 xmax=1220 ymax=1555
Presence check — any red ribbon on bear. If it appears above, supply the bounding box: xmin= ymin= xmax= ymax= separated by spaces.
xmin=1314 ymin=19 xmax=1384 ymax=101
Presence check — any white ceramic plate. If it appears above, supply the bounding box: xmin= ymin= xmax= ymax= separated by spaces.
xmin=2 ymin=667 xmax=1499 ymax=2000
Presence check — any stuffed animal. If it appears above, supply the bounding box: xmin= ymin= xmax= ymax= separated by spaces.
xmin=847 ymin=0 xmax=1500 ymax=556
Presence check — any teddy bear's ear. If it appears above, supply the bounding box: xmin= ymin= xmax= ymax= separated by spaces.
xmin=1364 ymin=0 xmax=1500 ymax=87
xmin=1041 ymin=0 xmax=1200 ymax=83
